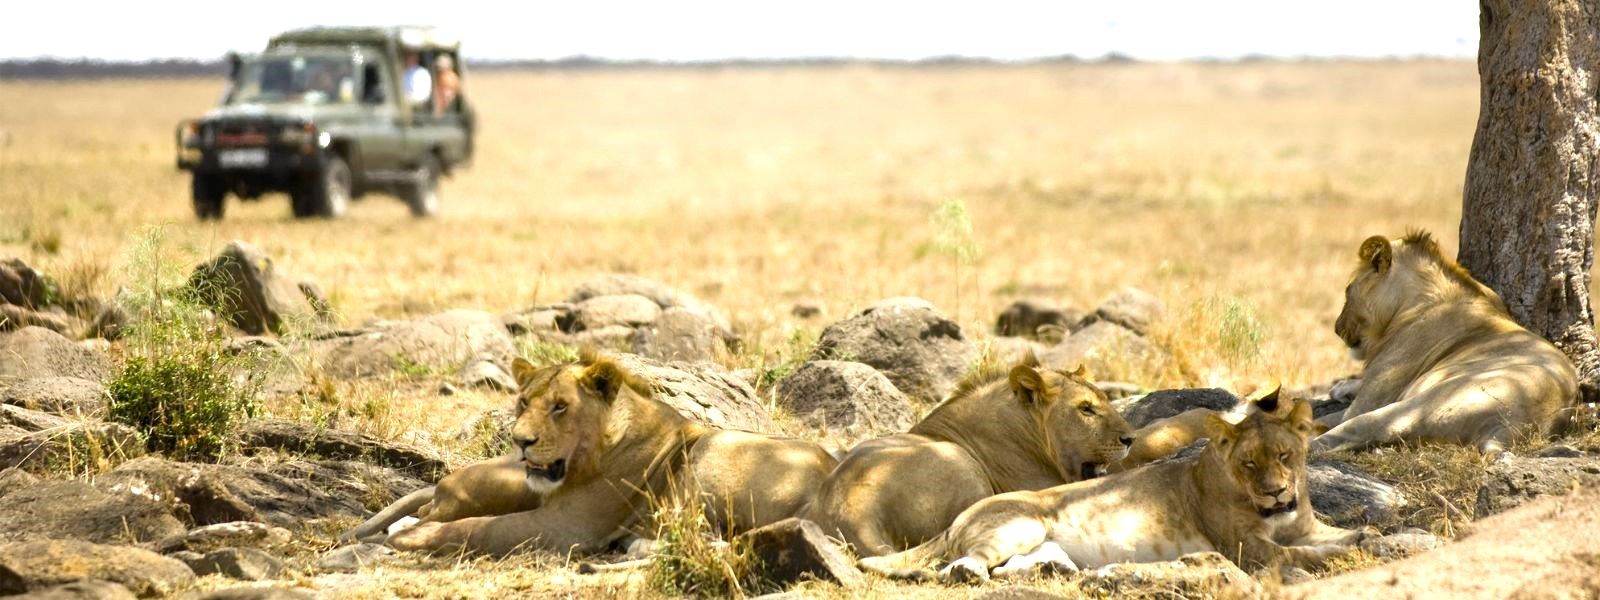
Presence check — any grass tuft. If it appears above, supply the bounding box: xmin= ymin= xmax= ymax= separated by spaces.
xmin=647 ymin=495 xmax=759 ymax=598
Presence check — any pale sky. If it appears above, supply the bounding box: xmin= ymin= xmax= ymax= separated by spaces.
xmin=1 ymin=1 xmax=1477 ymax=62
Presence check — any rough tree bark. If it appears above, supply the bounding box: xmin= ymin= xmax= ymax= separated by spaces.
xmin=1458 ymin=0 xmax=1600 ymax=395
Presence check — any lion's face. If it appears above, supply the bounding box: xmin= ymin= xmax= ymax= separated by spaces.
xmin=1214 ymin=387 xmax=1314 ymax=520
xmin=1335 ymin=235 xmax=1402 ymax=360
xmin=1013 ymin=365 xmax=1134 ymax=479
xmin=508 ymin=358 xmax=617 ymax=495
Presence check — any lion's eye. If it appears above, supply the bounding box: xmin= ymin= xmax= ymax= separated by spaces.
xmin=1244 ymin=461 xmax=1258 ymax=470
xmin=550 ymin=402 xmax=568 ymax=415
xmin=1078 ymin=405 xmax=1095 ymax=416
xmin=1279 ymin=452 xmax=1290 ymax=461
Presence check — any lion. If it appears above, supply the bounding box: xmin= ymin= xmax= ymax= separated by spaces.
xmin=1109 ymin=408 xmax=1230 ymax=474
xmin=858 ymin=386 xmax=1362 ymax=583
xmin=800 ymin=352 xmax=1134 ymax=557
xmin=1315 ymin=231 xmax=1579 ymax=454
xmin=380 ymin=351 xmax=838 ymax=556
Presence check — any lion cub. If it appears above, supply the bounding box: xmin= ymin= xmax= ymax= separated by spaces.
xmin=859 ymin=386 xmax=1361 ymax=583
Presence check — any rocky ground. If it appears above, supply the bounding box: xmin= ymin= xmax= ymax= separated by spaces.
xmin=2 ymin=244 xmax=1598 ymax=599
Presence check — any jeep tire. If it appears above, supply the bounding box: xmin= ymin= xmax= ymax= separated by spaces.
xmin=192 ymin=174 xmax=225 ymax=220
xmin=291 ymin=154 xmax=352 ymax=219
xmin=402 ymin=153 xmax=441 ymax=218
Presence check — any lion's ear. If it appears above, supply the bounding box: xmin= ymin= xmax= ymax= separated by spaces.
xmin=1247 ymin=381 xmax=1283 ymax=416
xmin=1359 ymin=236 xmax=1392 ymax=273
xmin=1009 ymin=364 xmax=1048 ymax=406
xmin=1018 ymin=349 xmax=1041 ymax=369
xmin=511 ymin=357 xmax=538 ymax=389
xmin=580 ymin=359 xmax=626 ymax=402
xmin=1069 ymin=363 xmax=1093 ymax=382
xmin=1287 ymin=397 xmax=1315 ymax=437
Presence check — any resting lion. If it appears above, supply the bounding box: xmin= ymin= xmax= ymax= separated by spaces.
xmin=381 ymin=351 xmax=838 ymax=555
xmin=859 ymin=387 xmax=1361 ymax=583
xmin=801 ymin=352 xmax=1134 ymax=556
xmin=1314 ymin=231 xmax=1578 ymax=454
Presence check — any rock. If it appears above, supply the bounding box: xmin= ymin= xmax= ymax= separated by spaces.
xmin=1 ymin=376 xmax=109 ymax=416
xmin=0 ymin=539 xmax=195 ymax=597
xmin=151 ymin=522 xmax=292 ymax=554
xmin=0 ymin=419 xmax=143 ymax=474
xmin=1534 ymin=444 xmax=1585 ymax=458
xmin=1307 ymin=460 xmax=1408 ymax=529
xmin=774 ymin=361 xmax=915 ymax=444
xmin=612 ymin=354 xmax=775 ymax=432
xmin=0 ymin=403 xmax=70 ymax=431
xmin=85 ymin=303 xmax=130 ymax=341
xmin=791 ymin=301 xmax=823 ymax=319
xmin=811 ymin=298 xmax=976 ymax=402
xmin=1075 ymin=286 xmax=1165 ymax=335
xmin=99 ymin=456 xmax=426 ymax=527
xmin=994 ymin=299 xmax=1081 ymax=339
xmin=24 ymin=580 xmax=139 ymax=600
xmin=501 ymin=304 xmax=568 ymax=336
xmin=0 ymin=479 xmax=185 ymax=544
xmin=1289 ymin=487 xmax=1600 ymax=599
xmin=199 ymin=587 xmax=316 ymax=600
xmin=566 ymin=273 xmax=735 ymax=342
xmin=0 ymin=467 xmax=38 ymax=498
xmin=317 ymin=542 xmax=394 ymax=573
xmin=1278 ymin=566 xmax=1316 ymax=585
xmin=0 ymin=258 xmax=51 ymax=309
xmin=1475 ymin=454 xmax=1600 ymax=518
xmin=1360 ymin=532 xmax=1442 ymax=559
xmin=1077 ymin=552 xmax=1257 ymax=598
xmin=236 ymin=418 xmax=447 ymax=480
xmin=569 ymin=324 xmax=636 ymax=349
xmin=974 ymin=589 xmax=1072 ymax=600
xmin=0 ymin=326 xmax=112 ymax=382
xmin=737 ymin=518 xmax=862 ymax=588
xmin=460 ymin=359 xmax=516 ymax=392
xmin=630 ymin=307 xmax=730 ymax=363
xmin=1039 ymin=321 xmax=1175 ymax=384
xmin=187 ymin=241 xmax=330 ymax=336
xmin=568 ymin=294 xmax=662 ymax=331
xmin=181 ymin=547 xmax=283 ymax=581
xmin=1115 ymin=388 xmax=1239 ymax=429
xmin=0 ymin=303 xmax=79 ymax=336
xmin=310 ymin=309 xmax=515 ymax=380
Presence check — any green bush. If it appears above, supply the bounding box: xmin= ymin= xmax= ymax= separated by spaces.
xmin=108 ymin=346 xmax=257 ymax=461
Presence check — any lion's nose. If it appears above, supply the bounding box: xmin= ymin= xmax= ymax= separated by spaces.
xmin=1119 ymin=436 xmax=1134 ymax=447
xmin=515 ymin=435 xmax=539 ymax=452
xmin=1265 ymin=486 xmax=1288 ymax=498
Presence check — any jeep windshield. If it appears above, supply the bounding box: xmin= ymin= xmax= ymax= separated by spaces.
xmin=228 ymin=54 xmax=356 ymax=105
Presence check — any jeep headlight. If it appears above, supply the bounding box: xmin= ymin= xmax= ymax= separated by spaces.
xmin=178 ymin=120 xmax=202 ymax=148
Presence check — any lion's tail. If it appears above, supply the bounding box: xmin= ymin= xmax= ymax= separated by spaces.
xmin=856 ymin=530 xmax=953 ymax=581
xmin=340 ymin=486 xmax=435 ymax=543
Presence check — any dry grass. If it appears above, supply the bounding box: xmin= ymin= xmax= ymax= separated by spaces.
xmin=0 ymin=60 xmax=1511 ymax=596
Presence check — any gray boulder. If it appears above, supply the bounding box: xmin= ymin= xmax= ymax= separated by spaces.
xmin=1308 ymin=460 xmax=1408 ymax=529
xmin=774 ymin=361 xmax=915 ymax=443
xmin=187 ymin=241 xmax=331 ymax=336
xmin=811 ymin=298 xmax=976 ymax=402
xmin=460 ymin=359 xmax=516 ymax=392
xmin=566 ymin=273 xmax=734 ymax=342
xmin=310 ymin=309 xmax=515 ymax=380
xmin=1075 ymin=286 xmax=1166 ymax=335
xmin=151 ymin=522 xmax=292 ymax=555
xmin=199 ymin=587 xmax=317 ymax=600
xmin=1 ymin=376 xmax=108 ymax=415
xmin=738 ymin=518 xmax=862 ymax=588
xmin=612 ymin=354 xmax=774 ymax=432
xmin=180 ymin=547 xmax=284 ymax=581
xmin=23 ymin=580 xmax=138 ymax=600
xmin=994 ymin=299 xmax=1081 ymax=339
xmin=99 ymin=456 xmax=426 ymax=527
xmin=0 ymin=539 xmax=195 ymax=597
xmin=568 ymin=294 xmax=662 ymax=331
xmin=630 ymin=307 xmax=730 ymax=363
xmin=0 ymin=479 xmax=185 ymax=544
xmin=1475 ymin=454 xmax=1600 ymax=518
xmin=1039 ymin=321 xmax=1175 ymax=384
xmin=0 ymin=414 xmax=143 ymax=475
xmin=236 ymin=418 xmax=447 ymax=480
xmin=317 ymin=542 xmax=394 ymax=573
xmin=1116 ymin=388 xmax=1239 ymax=429
xmin=0 ymin=326 xmax=112 ymax=382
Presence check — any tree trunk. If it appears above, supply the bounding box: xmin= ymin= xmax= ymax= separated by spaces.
xmin=1458 ymin=0 xmax=1600 ymax=396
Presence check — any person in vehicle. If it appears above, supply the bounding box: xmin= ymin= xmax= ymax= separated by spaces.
xmin=433 ymin=55 xmax=460 ymax=115
xmin=403 ymin=51 xmax=432 ymax=105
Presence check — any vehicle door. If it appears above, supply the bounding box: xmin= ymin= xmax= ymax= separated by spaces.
xmin=405 ymin=49 xmax=470 ymax=168
xmin=352 ymin=55 xmax=405 ymax=170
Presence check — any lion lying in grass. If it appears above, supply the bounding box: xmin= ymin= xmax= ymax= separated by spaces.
xmin=802 ymin=352 xmax=1134 ymax=556
xmin=1315 ymin=231 xmax=1578 ymax=454
xmin=379 ymin=351 xmax=837 ymax=555
xmin=858 ymin=386 xmax=1361 ymax=583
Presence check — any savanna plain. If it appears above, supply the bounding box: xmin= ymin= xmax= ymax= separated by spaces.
xmin=1 ymin=60 xmax=1578 ymax=598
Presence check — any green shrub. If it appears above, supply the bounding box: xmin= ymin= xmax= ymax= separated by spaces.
xmin=646 ymin=498 xmax=758 ymax=598
xmin=108 ymin=345 xmax=256 ymax=461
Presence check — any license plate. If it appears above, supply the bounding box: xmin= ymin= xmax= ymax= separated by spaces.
xmin=218 ymin=148 xmax=268 ymax=169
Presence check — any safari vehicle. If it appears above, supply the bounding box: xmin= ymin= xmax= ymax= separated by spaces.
xmin=176 ymin=26 xmax=474 ymax=219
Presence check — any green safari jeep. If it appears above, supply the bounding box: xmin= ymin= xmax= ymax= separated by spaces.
xmin=176 ymin=26 xmax=475 ymax=219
